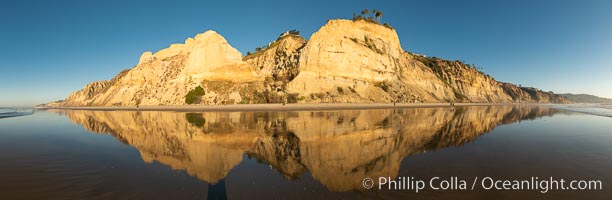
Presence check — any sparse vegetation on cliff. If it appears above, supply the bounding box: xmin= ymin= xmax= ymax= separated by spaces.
xmin=374 ymin=81 xmax=390 ymax=92
xmin=241 ymin=91 xmax=268 ymax=104
xmin=286 ymin=93 xmax=299 ymax=103
xmin=347 ymin=36 xmax=384 ymax=54
xmin=244 ymin=30 xmax=302 ymax=60
xmin=353 ymin=9 xmax=392 ymax=29
xmin=415 ymin=55 xmax=492 ymax=84
xmin=337 ymin=87 xmax=344 ymax=94
xmin=278 ymin=29 xmax=300 ymax=40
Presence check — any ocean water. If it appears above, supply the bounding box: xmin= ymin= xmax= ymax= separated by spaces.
xmin=0 ymin=105 xmax=610 ymax=199
xmin=0 ymin=108 xmax=34 ymax=119
xmin=554 ymin=104 xmax=612 ymax=117
xmin=0 ymin=108 xmax=15 ymax=113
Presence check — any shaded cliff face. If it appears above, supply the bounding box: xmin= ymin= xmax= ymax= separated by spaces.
xmin=415 ymin=56 xmax=513 ymax=102
xmin=244 ymin=34 xmax=306 ymax=83
xmin=63 ymin=81 xmax=110 ymax=106
xmin=52 ymin=105 xmax=558 ymax=191
xmin=52 ymin=19 xmax=570 ymax=106
xmin=243 ymin=34 xmax=306 ymax=100
xmin=63 ymin=69 xmax=130 ymax=106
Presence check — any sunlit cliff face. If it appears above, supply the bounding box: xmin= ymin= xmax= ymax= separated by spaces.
xmin=51 ymin=106 xmax=558 ymax=191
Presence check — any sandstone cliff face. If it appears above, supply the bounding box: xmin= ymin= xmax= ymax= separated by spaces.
xmin=62 ymin=31 xmax=262 ymax=106
xmin=286 ymin=19 xmax=456 ymax=103
xmin=296 ymin=19 xmax=403 ymax=81
xmin=52 ymin=19 xmax=569 ymax=106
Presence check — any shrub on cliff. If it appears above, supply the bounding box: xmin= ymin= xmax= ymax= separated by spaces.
xmin=375 ymin=81 xmax=390 ymax=92
xmin=337 ymin=87 xmax=344 ymax=94
xmin=287 ymin=93 xmax=299 ymax=103
xmin=185 ymin=86 xmax=205 ymax=104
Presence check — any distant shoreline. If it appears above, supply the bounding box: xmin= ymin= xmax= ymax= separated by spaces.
xmin=36 ymin=103 xmax=553 ymax=112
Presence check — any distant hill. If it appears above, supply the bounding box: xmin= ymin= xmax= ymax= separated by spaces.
xmin=560 ymin=94 xmax=612 ymax=103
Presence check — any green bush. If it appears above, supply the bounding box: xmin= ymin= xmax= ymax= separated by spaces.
xmin=185 ymin=86 xmax=205 ymax=104
xmin=238 ymin=97 xmax=250 ymax=104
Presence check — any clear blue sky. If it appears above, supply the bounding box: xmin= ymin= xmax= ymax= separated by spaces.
xmin=1 ymin=0 xmax=611 ymax=107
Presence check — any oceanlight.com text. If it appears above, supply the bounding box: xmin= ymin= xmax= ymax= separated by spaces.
xmin=362 ymin=176 xmax=602 ymax=193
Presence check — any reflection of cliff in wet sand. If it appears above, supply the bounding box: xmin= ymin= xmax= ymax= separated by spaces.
xmin=53 ymin=106 xmax=557 ymax=191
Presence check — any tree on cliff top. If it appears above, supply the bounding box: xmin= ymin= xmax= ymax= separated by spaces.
xmin=361 ymin=9 xmax=370 ymax=17
xmin=354 ymin=9 xmax=392 ymax=29
xmin=374 ymin=10 xmax=383 ymax=22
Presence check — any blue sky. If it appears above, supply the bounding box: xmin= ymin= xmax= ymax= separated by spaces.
xmin=1 ymin=0 xmax=611 ymax=107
